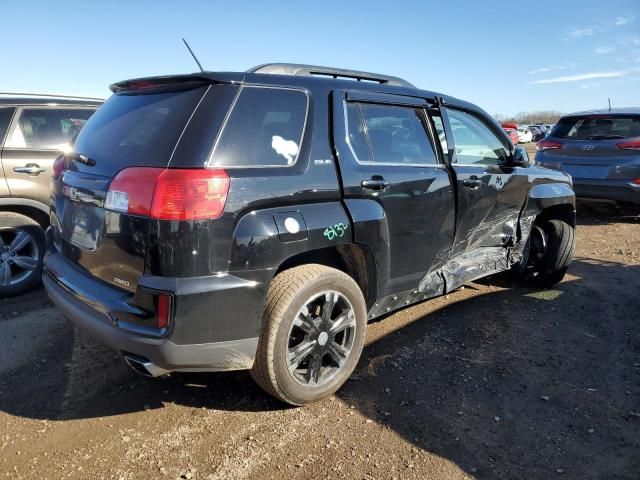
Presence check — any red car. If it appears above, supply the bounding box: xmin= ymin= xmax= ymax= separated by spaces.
xmin=502 ymin=122 xmax=519 ymax=145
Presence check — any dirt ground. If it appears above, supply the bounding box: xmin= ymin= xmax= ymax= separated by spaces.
xmin=1 ymin=167 xmax=639 ymax=479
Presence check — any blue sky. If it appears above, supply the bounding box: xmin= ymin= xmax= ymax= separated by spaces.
xmin=0 ymin=0 xmax=638 ymax=116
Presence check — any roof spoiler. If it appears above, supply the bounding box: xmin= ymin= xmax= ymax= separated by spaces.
xmin=248 ymin=63 xmax=415 ymax=88
xmin=109 ymin=74 xmax=218 ymax=94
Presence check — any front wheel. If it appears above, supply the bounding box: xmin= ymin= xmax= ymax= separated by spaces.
xmin=520 ymin=219 xmax=575 ymax=288
xmin=251 ymin=265 xmax=367 ymax=406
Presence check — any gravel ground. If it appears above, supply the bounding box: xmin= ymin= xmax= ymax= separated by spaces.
xmin=1 ymin=193 xmax=639 ymax=479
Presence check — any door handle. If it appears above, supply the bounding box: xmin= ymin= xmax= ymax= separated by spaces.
xmin=462 ymin=177 xmax=482 ymax=189
xmin=14 ymin=163 xmax=46 ymax=176
xmin=361 ymin=176 xmax=390 ymax=191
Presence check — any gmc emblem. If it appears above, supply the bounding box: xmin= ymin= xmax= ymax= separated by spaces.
xmin=62 ymin=185 xmax=79 ymax=200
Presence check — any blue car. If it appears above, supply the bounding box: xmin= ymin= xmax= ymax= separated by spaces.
xmin=535 ymin=108 xmax=640 ymax=206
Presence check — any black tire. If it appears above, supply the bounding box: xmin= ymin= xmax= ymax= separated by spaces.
xmin=530 ymin=219 xmax=575 ymax=288
xmin=0 ymin=212 xmax=45 ymax=297
xmin=251 ymin=264 xmax=367 ymax=406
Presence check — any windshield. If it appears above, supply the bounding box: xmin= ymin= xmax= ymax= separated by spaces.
xmin=551 ymin=115 xmax=640 ymax=140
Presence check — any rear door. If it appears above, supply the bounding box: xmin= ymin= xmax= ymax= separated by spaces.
xmin=2 ymin=106 xmax=94 ymax=205
xmin=441 ymin=107 xmax=523 ymax=259
xmin=333 ymin=90 xmax=455 ymax=296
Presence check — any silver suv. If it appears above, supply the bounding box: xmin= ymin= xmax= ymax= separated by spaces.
xmin=0 ymin=93 xmax=101 ymax=296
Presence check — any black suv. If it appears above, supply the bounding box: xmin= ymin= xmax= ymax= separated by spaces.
xmin=0 ymin=93 xmax=101 ymax=296
xmin=43 ymin=64 xmax=576 ymax=405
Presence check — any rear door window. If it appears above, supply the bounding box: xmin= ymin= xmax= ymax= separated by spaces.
xmin=5 ymin=108 xmax=94 ymax=150
xmin=209 ymin=86 xmax=308 ymax=168
xmin=346 ymin=102 xmax=438 ymax=165
xmin=552 ymin=115 xmax=640 ymax=140
xmin=73 ymin=87 xmax=208 ymax=174
xmin=345 ymin=102 xmax=372 ymax=161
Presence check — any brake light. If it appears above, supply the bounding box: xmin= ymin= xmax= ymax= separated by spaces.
xmin=127 ymin=80 xmax=157 ymax=91
xmin=155 ymin=293 xmax=172 ymax=329
xmin=52 ymin=156 xmax=65 ymax=178
xmin=105 ymin=168 xmax=230 ymax=220
xmin=633 ymin=178 xmax=640 ymax=185
xmin=536 ymin=140 xmax=563 ymax=151
xmin=617 ymin=140 xmax=640 ymax=151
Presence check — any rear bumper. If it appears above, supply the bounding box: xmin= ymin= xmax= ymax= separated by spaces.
xmin=43 ymin=251 xmax=267 ymax=373
xmin=572 ymin=179 xmax=640 ymax=204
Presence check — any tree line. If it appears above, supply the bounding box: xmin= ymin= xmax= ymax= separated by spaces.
xmin=493 ymin=111 xmax=564 ymax=125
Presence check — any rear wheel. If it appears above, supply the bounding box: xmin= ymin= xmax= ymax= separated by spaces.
xmin=251 ymin=264 xmax=367 ymax=406
xmin=520 ymin=219 xmax=575 ymax=288
xmin=0 ymin=212 xmax=44 ymax=297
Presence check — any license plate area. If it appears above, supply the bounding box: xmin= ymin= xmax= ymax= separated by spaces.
xmin=562 ymin=164 xmax=610 ymax=180
xmin=68 ymin=203 xmax=103 ymax=251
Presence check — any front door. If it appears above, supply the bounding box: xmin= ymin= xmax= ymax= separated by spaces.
xmin=333 ymin=90 xmax=455 ymax=298
xmin=439 ymin=107 xmax=525 ymax=288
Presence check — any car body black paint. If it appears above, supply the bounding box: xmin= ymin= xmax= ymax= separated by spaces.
xmin=44 ymin=66 xmax=575 ymax=373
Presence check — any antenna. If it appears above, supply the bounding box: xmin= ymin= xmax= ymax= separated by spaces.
xmin=182 ymin=38 xmax=204 ymax=73
xmin=608 ymin=97 xmax=612 ymax=111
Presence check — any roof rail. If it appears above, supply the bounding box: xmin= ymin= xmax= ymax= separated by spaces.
xmin=248 ymin=63 xmax=415 ymax=88
xmin=0 ymin=91 xmax=104 ymax=101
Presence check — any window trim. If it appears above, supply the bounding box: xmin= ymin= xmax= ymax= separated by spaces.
xmin=0 ymin=107 xmax=17 ymax=148
xmin=207 ymin=84 xmax=310 ymax=169
xmin=3 ymin=105 xmax=96 ymax=152
xmin=343 ymin=99 xmax=443 ymax=168
xmin=444 ymin=106 xmax=511 ymax=168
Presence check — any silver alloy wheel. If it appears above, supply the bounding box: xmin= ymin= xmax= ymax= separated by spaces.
xmin=286 ymin=290 xmax=357 ymax=386
xmin=0 ymin=228 xmax=40 ymax=287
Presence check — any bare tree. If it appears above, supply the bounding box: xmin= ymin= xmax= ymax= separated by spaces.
xmin=494 ymin=111 xmax=564 ymax=124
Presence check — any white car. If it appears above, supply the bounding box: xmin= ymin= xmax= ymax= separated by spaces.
xmin=517 ymin=127 xmax=533 ymax=143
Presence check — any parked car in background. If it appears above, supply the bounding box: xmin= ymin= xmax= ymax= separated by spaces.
xmin=0 ymin=93 xmax=101 ymax=296
xmin=528 ymin=125 xmax=545 ymax=141
xmin=535 ymin=108 xmax=640 ymax=206
xmin=501 ymin=123 xmax=519 ymax=145
xmin=543 ymin=124 xmax=555 ymax=135
xmin=504 ymin=127 xmax=519 ymax=145
xmin=518 ymin=127 xmax=533 ymax=143
xmin=43 ymin=63 xmax=576 ymax=405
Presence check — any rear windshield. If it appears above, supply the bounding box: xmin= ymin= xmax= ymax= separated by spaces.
xmin=73 ymin=86 xmax=207 ymax=173
xmin=551 ymin=115 xmax=640 ymax=140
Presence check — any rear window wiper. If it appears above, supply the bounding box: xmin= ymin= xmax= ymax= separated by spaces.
xmin=66 ymin=152 xmax=96 ymax=167
xmin=587 ymin=134 xmax=625 ymax=140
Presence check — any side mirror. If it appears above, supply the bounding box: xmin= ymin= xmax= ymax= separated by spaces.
xmin=509 ymin=146 xmax=530 ymax=167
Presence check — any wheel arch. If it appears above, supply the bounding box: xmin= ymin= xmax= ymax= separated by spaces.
xmin=535 ymin=203 xmax=576 ymax=228
xmin=275 ymin=243 xmax=377 ymax=309
xmin=0 ymin=198 xmax=50 ymax=229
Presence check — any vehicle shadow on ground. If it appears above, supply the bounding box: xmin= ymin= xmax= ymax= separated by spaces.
xmin=337 ymin=257 xmax=640 ymax=479
xmin=1 ymin=258 xmax=638 ymax=479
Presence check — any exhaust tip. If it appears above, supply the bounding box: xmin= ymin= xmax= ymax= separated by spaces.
xmin=124 ymin=355 xmax=171 ymax=378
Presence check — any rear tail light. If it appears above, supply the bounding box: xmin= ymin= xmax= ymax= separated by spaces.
xmin=52 ymin=155 xmax=66 ymax=178
xmin=155 ymin=293 xmax=172 ymax=329
xmin=536 ymin=140 xmax=563 ymax=152
xmin=105 ymin=168 xmax=230 ymax=220
xmin=632 ymin=178 xmax=640 ymax=185
xmin=617 ymin=140 xmax=640 ymax=151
